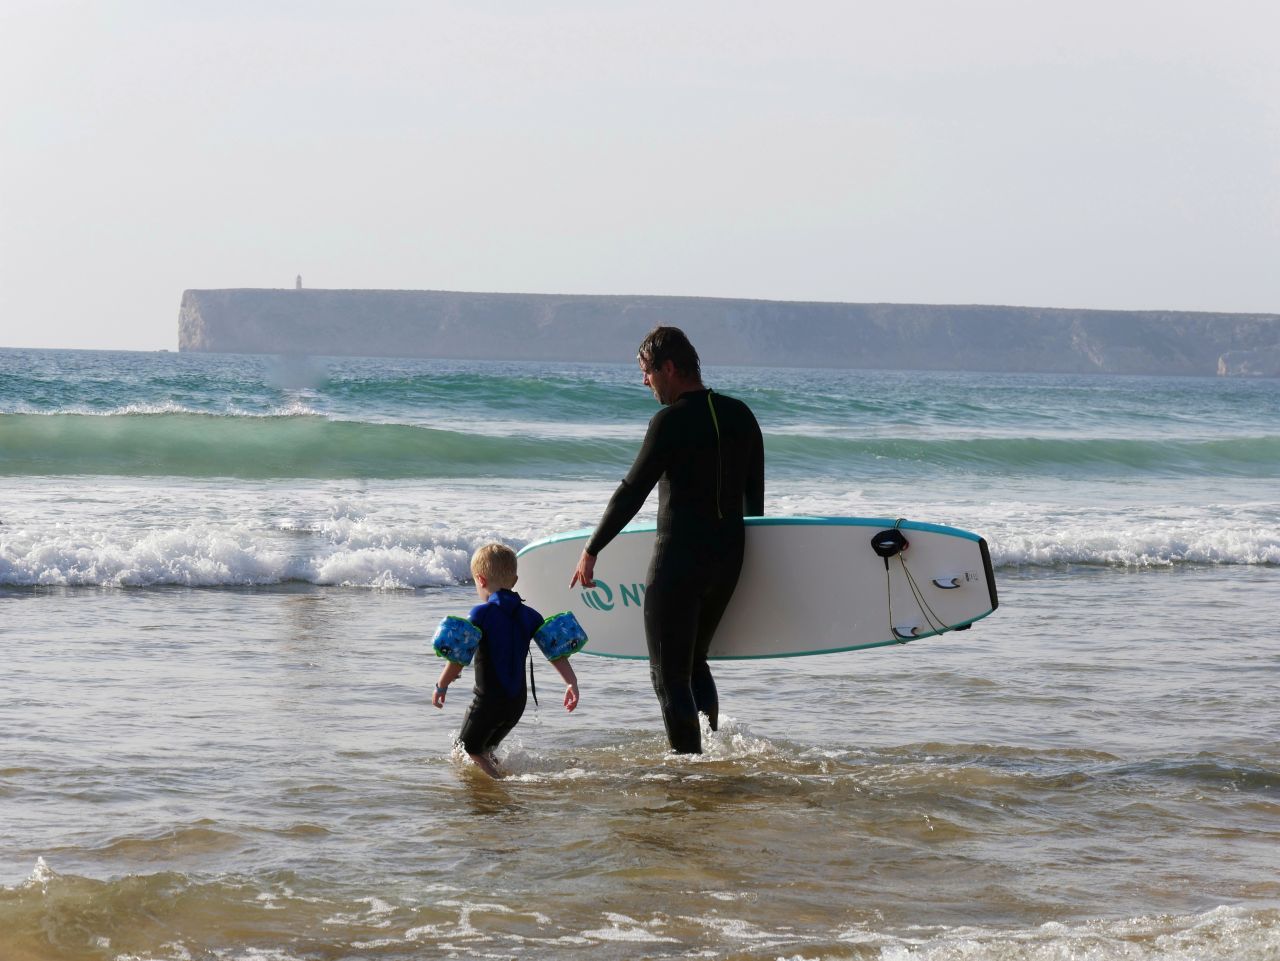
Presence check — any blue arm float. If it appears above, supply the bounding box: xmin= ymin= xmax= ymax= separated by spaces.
xmin=533 ymin=611 xmax=589 ymax=661
xmin=432 ymin=615 xmax=482 ymax=666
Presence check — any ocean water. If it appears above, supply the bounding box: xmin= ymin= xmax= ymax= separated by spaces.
xmin=0 ymin=347 xmax=1277 ymax=960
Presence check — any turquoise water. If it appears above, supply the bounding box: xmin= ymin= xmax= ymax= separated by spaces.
xmin=1 ymin=348 xmax=1278 ymax=959
xmin=4 ymin=350 xmax=1278 ymax=481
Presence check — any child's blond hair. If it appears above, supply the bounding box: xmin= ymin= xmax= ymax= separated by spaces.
xmin=471 ymin=542 xmax=518 ymax=590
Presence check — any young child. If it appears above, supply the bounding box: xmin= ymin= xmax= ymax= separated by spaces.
xmin=432 ymin=543 xmax=582 ymax=778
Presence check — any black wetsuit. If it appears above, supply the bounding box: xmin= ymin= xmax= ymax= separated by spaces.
xmin=587 ymin=388 xmax=764 ymax=753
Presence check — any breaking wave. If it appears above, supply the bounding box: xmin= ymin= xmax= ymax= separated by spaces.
xmin=1 ymin=859 xmax=1275 ymax=961
xmin=0 ymin=412 xmax=633 ymax=480
xmin=3 ymin=412 xmax=1277 ymax=480
xmin=0 ymin=514 xmax=1275 ymax=588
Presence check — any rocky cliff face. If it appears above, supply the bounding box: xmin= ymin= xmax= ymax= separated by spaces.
xmin=178 ymin=288 xmax=1280 ymax=376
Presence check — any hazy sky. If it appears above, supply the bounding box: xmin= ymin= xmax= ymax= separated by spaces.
xmin=2 ymin=1 xmax=1278 ymax=350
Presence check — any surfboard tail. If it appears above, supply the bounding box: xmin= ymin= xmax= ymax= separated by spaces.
xmin=978 ymin=537 xmax=999 ymax=611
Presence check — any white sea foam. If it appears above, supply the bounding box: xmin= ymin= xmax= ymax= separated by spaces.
xmin=690 ymin=915 xmax=779 ymax=942
xmin=20 ymin=855 xmax=57 ymax=893
xmin=114 ymin=944 xmax=195 ymax=961
xmin=579 ymin=912 xmax=681 ymax=943
xmin=5 ymin=513 xmax=1274 ymax=588
xmin=8 ymin=402 xmax=327 ymax=419
xmin=319 ymin=895 xmax=398 ymax=929
xmin=0 ymin=526 xmax=299 ymax=587
xmin=0 ymin=470 xmax=1275 ymax=589
xmin=699 ymin=715 xmax=780 ymax=760
xmin=988 ymin=523 xmax=1280 ymax=567
xmin=849 ymin=905 xmax=1280 ymax=961
xmin=311 ymin=545 xmax=471 ymax=589
xmin=0 ymin=513 xmax=489 ymax=588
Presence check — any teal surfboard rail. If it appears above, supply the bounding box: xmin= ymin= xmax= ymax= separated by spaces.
xmin=518 ymin=515 xmax=986 ymax=555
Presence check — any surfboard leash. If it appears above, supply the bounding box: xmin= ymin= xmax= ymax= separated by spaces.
xmin=706 ymin=389 xmax=723 ymax=520
xmin=899 ymin=557 xmax=949 ymax=636
xmin=872 ymin=520 xmax=952 ymax=642
xmin=884 ymin=562 xmax=902 ymax=643
xmin=872 ymin=522 xmax=911 ymax=643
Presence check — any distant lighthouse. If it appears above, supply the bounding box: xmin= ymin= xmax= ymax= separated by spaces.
xmin=295 ymin=274 xmax=302 ymax=290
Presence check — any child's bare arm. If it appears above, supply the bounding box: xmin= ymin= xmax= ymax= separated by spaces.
xmin=433 ymin=661 xmax=463 ymax=708
xmin=551 ymin=657 xmax=579 ymax=712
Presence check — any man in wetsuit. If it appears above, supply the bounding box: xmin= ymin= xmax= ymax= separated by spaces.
xmin=570 ymin=326 xmax=764 ymax=754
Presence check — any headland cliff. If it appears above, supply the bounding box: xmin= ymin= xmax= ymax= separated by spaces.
xmin=178 ymin=288 xmax=1280 ymax=376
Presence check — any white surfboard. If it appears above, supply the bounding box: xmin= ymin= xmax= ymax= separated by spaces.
xmin=516 ymin=517 xmax=999 ymax=659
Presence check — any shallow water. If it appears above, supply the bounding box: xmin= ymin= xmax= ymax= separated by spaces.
xmin=1 ymin=350 xmax=1277 ymax=959
xmin=2 ymin=566 xmax=1277 ymax=960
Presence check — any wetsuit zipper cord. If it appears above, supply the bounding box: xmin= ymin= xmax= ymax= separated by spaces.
xmin=707 ymin=390 xmax=722 ymax=520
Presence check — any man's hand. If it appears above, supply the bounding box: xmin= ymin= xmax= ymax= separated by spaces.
xmin=563 ymin=682 xmax=580 ymax=712
xmin=570 ymin=550 xmax=597 ymax=589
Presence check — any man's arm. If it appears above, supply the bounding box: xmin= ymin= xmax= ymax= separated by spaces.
xmin=570 ymin=413 xmax=669 ymax=586
xmin=584 ymin=478 xmax=648 ymax=554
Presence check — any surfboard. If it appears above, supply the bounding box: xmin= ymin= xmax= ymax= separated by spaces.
xmin=516 ymin=517 xmax=999 ymax=659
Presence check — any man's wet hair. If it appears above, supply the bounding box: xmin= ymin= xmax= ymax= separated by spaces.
xmin=638 ymin=326 xmax=701 ymax=379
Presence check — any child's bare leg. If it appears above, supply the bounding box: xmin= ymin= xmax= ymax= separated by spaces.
xmin=468 ymin=752 xmax=504 ymax=779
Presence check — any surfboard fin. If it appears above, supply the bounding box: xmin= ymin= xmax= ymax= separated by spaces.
xmin=932 ymin=576 xmax=962 ymax=589
xmin=892 ymin=625 xmax=921 ymax=640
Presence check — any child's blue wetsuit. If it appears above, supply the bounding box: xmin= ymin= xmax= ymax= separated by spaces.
xmin=458 ymin=589 xmax=544 ymax=756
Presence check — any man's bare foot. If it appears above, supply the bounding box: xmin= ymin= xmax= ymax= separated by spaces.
xmin=468 ymin=752 xmax=504 ymax=779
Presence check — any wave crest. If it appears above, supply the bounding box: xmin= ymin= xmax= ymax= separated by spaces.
xmin=0 ymin=412 xmax=633 ymax=480
xmin=4 ymin=412 xmax=1279 ymax=480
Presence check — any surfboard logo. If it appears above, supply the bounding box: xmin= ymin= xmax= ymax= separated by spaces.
xmin=580 ymin=580 xmax=646 ymax=612
xmin=581 ymin=581 xmax=614 ymax=611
